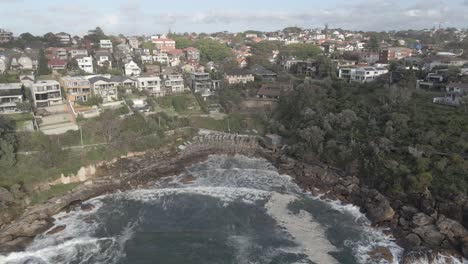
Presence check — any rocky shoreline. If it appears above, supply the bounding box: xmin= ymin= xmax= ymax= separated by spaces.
xmin=0 ymin=144 xmax=467 ymax=263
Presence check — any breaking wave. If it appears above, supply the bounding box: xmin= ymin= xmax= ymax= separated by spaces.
xmin=1 ymin=154 xmax=458 ymax=264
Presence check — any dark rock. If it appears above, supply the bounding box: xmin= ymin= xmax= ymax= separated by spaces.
xmin=413 ymin=225 xmax=445 ymax=247
xmin=363 ymin=191 xmax=395 ymax=223
xmin=405 ymin=233 xmax=421 ymax=247
xmin=412 ymin=213 xmax=434 ymax=227
xmin=0 ymin=236 xmax=33 ymax=253
xmin=80 ymin=203 xmax=95 ymax=212
xmin=401 ymin=206 xmax=419 ymax=220
xmin=368 ymin=246 xmax=394 ymax=263
xmin=46 ymin=225 xmax=66 ymax=235
xmin=437 ymin=215 xmax=467 ymax=239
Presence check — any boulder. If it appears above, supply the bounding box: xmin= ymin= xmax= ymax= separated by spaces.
xmin=437 ymin=216 xmax=467 ymax=239
xmin=10 ymin=184 xmax=25 ymax=200
xmin=368 ymin=246 xmax=394 ymax=263
xmin=0 ymin=187 xmax=14 ymax=203
xmin=412 ymin=213 xmax=434 ymax=227
xmin=401 ymin=206 xmax=419 ymax=220
xmin=46 ymin=225 xmax=66 ymax=235
xmin=413 ymin=225 xmax=445 ymax=247
xmin=405 ymin=233 xmax=421 ymax=247
xmin=80 ymin=203 xmax=95 ymax=212
xmin=0 ymin=236 xmax=33 ymax=253
xmin=363 ymin=191 xmax=395 ymax=223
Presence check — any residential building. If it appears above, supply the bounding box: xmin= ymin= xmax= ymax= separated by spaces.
xmin=99 ymin=39 xmax=113 ymax=49
xmin=17 ymin=56 xmax=33 ymax=70
xmin=185 ymin=47 xmax=200 ymax=61
xmin=189 ymin=72 xmax=213 ymax=98
xmin=0 ymin=29 xmax=13 ymax=43
xmin=153 ymin=52 xmax=169 ymax=64
xmin=137 ymin=76 xmax=163 ymax=96
xmin=141 ymin=55 xmax=153 ymax=64
xmin=30 ymin=80 xmax=63 ymax=108
xmin=48 ymin=58 xmax=67 ymax=70
xmin=256 ymin=84 xmax=282 ymax=99
xmin=69 ymin=49 xmax=88 ymax=58
xmin=59 ymin=76 xmax=92 ymax=103
xmin=358 ymin=52 xmax=380 ymax=64
xmin=433 ymin=83 xmax=468 ymax=106
xmin=47 ymin=47 xmax=68 ymax=60
xmin=249 ymin=64 xmax=277 ymax=82
xmin=225 ymin=69 xmax=255 ymax=84
xmin=163 ymin=74 xmax=185 ymax=94
xmin=55 ymin=32 xmax=71 ymax=45
xmin=379 ymin=47 xmax=413 ymax=63
xmin=76 ymin=56 xmax=94 ymax=73
xmin=95 ymin=50 xmax=112 ymax=68
xmin=151 ymin=36 xmax=176 ymax=51
xmin=88 ymin=76 xmax=118 ymax=102
xmin=339 ymin=66 xmax=388 ymax=83
xmin=127 ymin=36 xmax=140 ymax=49
xmin=125 ymin=61 xmax=141 ymax=76
xmin=0 ymin=83 xmax=23 ymax=112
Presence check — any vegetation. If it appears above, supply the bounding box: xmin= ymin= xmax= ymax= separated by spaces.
xmin=273 ymin=78 xmax=468 ymax=198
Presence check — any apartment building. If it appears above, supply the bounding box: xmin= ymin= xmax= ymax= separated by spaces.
xmin=164 ymin=74 xmax=185 ymax=94
xmin=0 ymin=29 xmax=13 ymax=43
xmin=137 ymin=76 xmax=163 ymax=96
xmin=99 ymin=39 xmax=113 ymax=49
xmin=379 ymin=47 xmax=413 ymax=63
xmin=59 ymin=76 xmax=92 ymax=103
xmin=55 ymin=32 xmax=71 ymax=45
xmin=151 ymin=36 xmax=176 ymax=51
xmin=189 ymin=72 xmax=213 ymax=98
xmin=88 ymin=76 xmax=118 ymax=102
xmin=31 ymin=80 xmax=63 ymax=108
xmin=0 ymin=83 xmax=23 ymax=112
xmin=225 ymin=69 xmax=255 ymax=84
xmin=69 ymin=49 xmax=88 ymax=58
xmin=339 ymin=66 xmax=388 ymax=83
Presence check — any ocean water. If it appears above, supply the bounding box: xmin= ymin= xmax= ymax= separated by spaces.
xmin=0 ymin=155 xmax=461 ymax=264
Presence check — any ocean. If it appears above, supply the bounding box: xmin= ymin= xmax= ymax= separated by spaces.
xmin=1 ymin=155 xmax=459 ymax=264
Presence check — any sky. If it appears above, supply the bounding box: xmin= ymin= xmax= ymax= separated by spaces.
xmin=0 ymin=0 xmax=468 ymax=36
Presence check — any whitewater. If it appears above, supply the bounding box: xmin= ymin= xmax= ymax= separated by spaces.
xmin=0 ymin=155 xmax=463 ymax=264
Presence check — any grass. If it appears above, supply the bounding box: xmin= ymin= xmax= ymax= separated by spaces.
xmin=30 ymin=183 xmax=80 ymax=205
xmin=190 ymin=113 xmax=267 ymax=135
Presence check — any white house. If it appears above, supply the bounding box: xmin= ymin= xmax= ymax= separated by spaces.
xmin=339 ymin=67 xmax=388 ymax=83
xmin=141 ymin=55 xmax=153 ymax=64
xmin=163 ymin=74 xmax=185 ymax=94
xmin=153 ymin=52 xmax=169 ymax=65
xmin=77 ymin=56 xmax=94 ymax=73
xmin=69 ymin=49 xmax=88 ymax=58
xmin=18 ymin=56 xmax=33 ymax=70
xmin=100 ymin=39 xmax=113 ymax=49
xmin=0 ymin=83 xmax=23 ymax=113
xmin=88 ymin=76 xmax=119 ymax=102
xmin=0 ymin=55 xmax=8 ymax=73
xmin=137 ymin=76 xmax=163 ymax=96
xmin=30 ymin=80 xmax=63 ymax=108
xmin=95 ymin=51 xmax=112 ymax=68
xmin=125 ymin=61 xmax=141 ymax=77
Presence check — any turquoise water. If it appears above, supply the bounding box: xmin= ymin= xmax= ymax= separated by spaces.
xmin=0 ymin=155 xmax=403 ymax=264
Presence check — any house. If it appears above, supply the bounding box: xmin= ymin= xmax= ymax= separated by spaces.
xmin=0 ymin=83 xmax=23 ymax=112
xmin=339 ymin=66 xmax=388 ymax=83
xmin=30 ymin=80 xmax=63 ymax=108
xmin=59 ymin=76 xmax=92 ymax=103
xmin=358 ymin=52 xmax=380 ymax=64
xmin=379 ymin=47 xmax=413 ymax=63
xmin=48 ymin=58 xmax=67 ymax=71
xmin=131 ymin=98 xmax=150 ymax=112
xmin=76 ymin=56 xmax=94 ymax=73
xmin=433 ymin=83 xmax=468 ymax=106
xmin=184 ymin=47 xmax=200 ymax=61
xmin=47 ymin=47 xmax=68 ymax=60
xmin=163 ymin=74 xmax=185 ymax=94
xmin=69 ymin=49 xmax=88 ymax=58
xmin=153 ymin=52 xmax=169 ymax=64
xmin=141 ymin=55 xmax=153 ymax=64
xmin=151 ymin=36 xmax=176 ymax=51
xmin=17 ymin=56 xmax=33 ymax=70
xmin=225 ymin=69 xmax=255 ymax=84
xmin=0 ymin=29 xmax=13 ymax=43
xmin=87 ymin=76 xmax=119 ymax=102
xmin=189 ymin=72 xmax=213 ymax=98
xmin=137 ymin=76 xmax=163 ymax=96
xmin=237 ymin=58 xmax=248 ymax=68
xmin=127 ymin=36 xmax=140 ymax=49
xmin=95 ymin=50 xmax=112 ymax=68
xmin=125 ymin=61 xmax=141 ymax=76
xmin=249 ymin=64 xmax=277 ymax=82
xmin=55 ymin=32 xmax=71 ymax=45
xmin=256 ymin=83 xmax=293 ymax=100
xmin=99 ymin=39 xmax=113 ymax=50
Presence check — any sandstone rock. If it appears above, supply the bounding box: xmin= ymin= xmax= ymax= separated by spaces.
xmin=0 ymin=187 xmax=14 ymax=203
xmin=0 ymin=236 xmax=33 ymax=253
xmin=412 ymin=213 xmax=434 ymax=227
xmin=405 ymin=233 xmax=421 ymax=247
xmin=363 ymin=191 xmax=395 ymax=223
xmin=10 ymin=184 xmax=25 ymax=200
xmin=414 ymin=225 xmax=445 ymax=247
xmin=368 ymin=246 xmax=394 ymax=263
xmin=437 ymin=216 xmax=467 ymax=239
xmin=8 ymin=220 xmax=51 ymax=238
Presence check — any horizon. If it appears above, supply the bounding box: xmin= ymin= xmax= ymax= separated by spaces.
xmin=1 ymin=0 xmax=467 ymax=36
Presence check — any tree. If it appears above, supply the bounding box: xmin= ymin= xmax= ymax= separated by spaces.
xmin=0 ymin=118 xmax=16 ymax=169
xmin=367 ymin=35 xmax=380 ymax=51
xmin=37 ymin=49 xmax=51 ymax=76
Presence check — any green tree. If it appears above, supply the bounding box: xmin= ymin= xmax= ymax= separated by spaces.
xmin=37 ymin=49 xmax=51 ymax=76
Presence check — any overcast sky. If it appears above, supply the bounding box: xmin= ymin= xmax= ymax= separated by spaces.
xmin=1 ymin=0 xmax=468 ymax=36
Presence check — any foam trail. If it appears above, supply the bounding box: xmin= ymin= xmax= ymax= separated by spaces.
xmin=265 ymin=192 xmax=339 ymax=264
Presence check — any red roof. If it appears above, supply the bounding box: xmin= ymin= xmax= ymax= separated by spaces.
xmin=48 ymin=58 xmax=66 ymax=66
xmin=166 ymin=49 xmax=183 ymax=56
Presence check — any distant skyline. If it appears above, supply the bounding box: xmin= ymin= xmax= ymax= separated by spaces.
xmin=1 ymin=0 xmax=468 ymax=36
